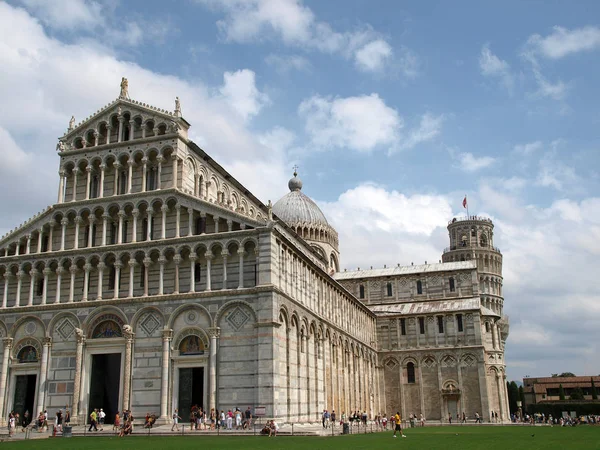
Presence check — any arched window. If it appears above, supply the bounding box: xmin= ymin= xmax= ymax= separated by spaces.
xmin=17 ymin=346 xmax=39 ymax=363
xmin=119 ymin=170 xmax=127 ymax=194
xmin=449 ymin=277 xmax=455 ymax=292
xmin=485 ymin=322 xmax=490 ymax=333
xmin=92 ymin=320 xmax=122 ymax=338
xmin=359 ymin=285 xmax=365 ymax=299
xmin=108 ymin=266 xmax=116 ymax=290
xmin=480 ymin=234 xmax=488 ymax=247
xmin=386 ymin=282 xmax=393 ymax=297
xmin=407 ymin=362 xmax=416 ymax=383
xmin=142 ymin=218 xmax=148 ymax=240
xmin=416 ymin=280 xmax=423 ymax=295
xmin=147 ymin=168 xmax=157 ymax=191
xmin=179 ymin=335 xmax=205 ymax=355
xmin=122 ymin=220 xmax=128 ymax=244
xmin=90 ymin=175 xmax=99 ymax=199
xmin=194 ymin=263 xmax=201 ymax=283
xmin=110 ymin=222 xmax=117 ymax=245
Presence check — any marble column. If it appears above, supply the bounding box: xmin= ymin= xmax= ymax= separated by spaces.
xmin=82 ymin=264 xmax=91 ymax=301
xmin=113 ymin=162 xmax=121 ymax=195
xmin=60 ymin=218 xmax=68 ymax=251
xmin=96 ymin=262 xmax=105 ymax=300
xmin=93 ymin=130 xmax=99 ymax=146
xmin=127 ymin=160 xmax=134 ymax=194
xmin=55 ymin=268 xmax=64 ymax=303
xmin=28 ymin=269 xmax=38 ymax=306
xmin=132 ymin=209 xmax=139 ymax=243
xmin=88 ymin=218 xmax=96 ymax=248
xmin=117 ymin=118 xmax=124 ymax=143
xmin=189 ymin=256 xmax=197 ymax=293
xmin=173 ymin=255 xmax=181 ymax=294
xmin=36 ymin=337 xmax=51 ymax=417
xmin=172 ymin=154 xmax=179 ymax=189
xmin=187 ymin=208 xmax=194 ymax=236
xmin=128 ymin=261 xmax=137 ymax=297
xmin=58 ymin=170 xmax=65 ymax=203
xmin=0 ymin=338 xmax=13 ymax=424
xmin=146 ymin=212 xmax=153 ymax=241
xmin=41 ymin=264 xmax=50 ymax=304
xmin=102 ymin=214 xmax=109 ymax=246
xmin=158 ymin=257 xmax=165 ymax=295
xmin=72 ymin=168 xmax=79 ymax=202
xmin=208 ymin=327 xmax=220 ymax=412
xmin=15 ymin=270 xmax=24 ymax=307
xmin=143 ymin=258 xmax=151 ymax=296
xmin=161 ymin=205 xmax=168 ymax=239
xmin=156 ymin=155 xmax=163 ymax=190
xmin=122 ymin=326 xmax=134 ymax=411
xmin=117 ymin=210 xmax=125 ymax=244
xmin=128 ymin=120 xmax=135 ymax=140
xmin=175 ymin=205 xmax=181 ymax=238
xmin=106 ymin=125 xmax=112 ymax=145
xmin=2 ymin=274 xmax=11 ymax=308
xmin=160 ymin=328 xmax=172 ymax=420
xmin=25 ymin=234 xmax=31 ymax=255
xmin=85 ymin=167 xmax=92 ymax=200
xmin=72 ymin=330 xmax=85 ymax=421
xmin=37 ymin=228 xmax=44 ymax=253
xmin=214 ymin=217 xmax=220 ymax=233
xmin=69 ymin=266 xmax=77 ymax=303
xmin=141 ymin=157 xmax=148 ymax=193
xmin=99 ymin=164 xmax=106 ymax=198
xmin=74 ymin=216 xmax=82 ymax=250
xmin=205 ymin=254 xmax=213 ymax=291
xmin=221 ymin=252 xmax=228 ymax=289
xmin=238 ymin=250 xmax=245 ymax=289
xmin=113 ymin=262 xmax=122 ymax=299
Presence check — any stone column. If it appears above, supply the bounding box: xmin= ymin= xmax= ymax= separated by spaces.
xmin=93 ymin=130 xmax=99 ymax=146
xmin=238 ymin=250 xmax=245 ymax=289
xmin=96 ymin=262 xmax=105 ymax=300
xmin=122 ymin=326 xmax=134 ymax=411
xmin=37 ymin=229 xmax=44 ymax=253
xmin=160 ymin=328 xmax=172 ymax=420
xmin=72 ymin=330 xmax=85 ymax=421
xmin=161 ymin=205 xmax=168 ymax=239
xmin=205 ymin=254 xmax=213 ymax=291
xmin=496 ymin=373 xmax=505 ymax=420
xmin=42 ymin=267 xmax=52 ymax=305
xmin=82 ymin=264 xmax=91 ymax=301
xmin=141 ymin=124 xmax=146 ymax=139
xmin=15 ymin=270 xmax=24 ymax=307
xmin=88 ymin=217 xmax=96 ymax=248
xmin=47 ymin=221 xmax=55 ymax=252
xmin=208 ymin=327 xmax=220 ymax=412
xmin=141 ymin=157 xmax=148 ymax=192
xmin=131 ymin=209 xmax=139 ymax=243
xmin=69 ymin=266 xmax=77 ymax=303
xmin=173 ymin=255 xmax=181 ymax=294
xmin=146 ymin=211 xmax=153 ymax=241
xmin=58 ymin=170 xmax=65 ymax=203
xmin=28 ymin=269 xmax=38 ymax=306
xmin=213 ymin=217 xmax=220 ymax=233
xmin=85 ymin=167 xmax=92 ymax=200
xmin=15 ymin=239 xmax=20 ymax=256
xmin=187 ymin=208 xmax=194 ymax=236
xmin=113 ymin=162 xmax=121 ymax=195
xmin=114 ymin=262 xmax=122 ymax=299
xmin=99 ymin=164 xmax=106 ymax=198
xmin=172 ymin=154 xmax=179 ymax=189
xmin=60 ymin=218 xmax=68 ymax=251
xmin=158 ymin=257 xmax=166 ymax=295
xmin=221 ymin=252 xmax=228 ymax=289
xmin=127 ymin=160 xmax=134 ymax=194
xmin=55 ymin=268 xmax=64 ymax=303
xmin=117 ymin=210 xmax=125 ymax=244
xmin=128 ymin=120 xmax=135 ymax=141
xmin=156 ymin=155 xmax=163 ymax=190
xmin=102 ymin=214 xmax=108 ymax=246
xmin=25 ymin=234 xmax=31 ymax=255
xmin=0 ymin=338 xmax=13 ymax=423
xmin=227 ymin=220 xmax=233 ymax=232
xmin=128 ymin=261 xmax=137 ymax=297
xmin=106 ymin=125 xmax=112 ymax=145
xmin=194 ymin=174 xmax=199 ymax=196
xmin=71 ymin=168 xmax=79 ymax=202
xmin=74 ymin=216 xmax=82 ymax=250
xmin=143 ymin=258 xmax=151 ymax=296
xmin=175 ymin=205 xmax=181 ymax=238
xmin=491 ymin=320 xmax=498 ymax=350
xmin=36 ymin=337 xmax=51 ymax=417
xmin=2 ymin=274 xmax=11 ymax=308
xmin=117 ymin=118 xmax=124 ymax=143
xmin=189 ymin=256 xmax=197 ymax=293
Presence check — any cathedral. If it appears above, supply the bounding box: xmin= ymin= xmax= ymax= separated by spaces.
xmin=0 ymin=82 xmax=509 ymax=425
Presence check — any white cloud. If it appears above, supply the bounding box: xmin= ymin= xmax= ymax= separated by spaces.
xmin=219 ymin=69 xmax=270 ymax=121
xmin=479 ymin=44 xmax=514 ymax=93
xmin=536 ymin=157 xmax=579 ymax=191
xmin=398 ymin=113 xmax=444 ymax=152
xmin=19 ymin=0 xmax=104 ymax=30
xmin=265 ymin=54 xmax=312 ymax=73
xmin=197 ymin=0 xmax=399 ymax=73
xmin=527 ymin=25 xmax=600 ymax=59
xmin=531 ymin=66 xmax=569 ymax=100
xmin=298 ymin=94 xmax=402 ymax=152
xmin=354 ymin=39 xmax=392 ymax=72
xmin=454 ymin=152 xmax=496 ymax=172
xmin=513 ymin=141 xmax=543 ymax=155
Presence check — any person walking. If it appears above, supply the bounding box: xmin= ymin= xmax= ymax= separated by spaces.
xmin=113 ymin=411 xmax=120 ymax=433
xmin=88 ymin=409 xmax=98 ymax=432
xmin=171 ymin=409 xmax=181 ymax=431
xmin=392 ymin=411 xmax=406 ymax=438
xmin=98 ymin=408 xmax=105 ymax=431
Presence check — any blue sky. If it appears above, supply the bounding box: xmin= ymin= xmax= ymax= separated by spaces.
xmin=1 ymin=0 xmax=599 ymax=382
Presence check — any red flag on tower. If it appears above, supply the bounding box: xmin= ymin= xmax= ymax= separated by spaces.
xmin=462 ymin=196 xmax=468 ymax=209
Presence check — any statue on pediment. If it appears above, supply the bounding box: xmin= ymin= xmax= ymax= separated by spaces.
xmin=68 ymin=116 xmax=75 ymax=131
xmin=175 ymin=96 xmax=181 ymax=117
xmin=119 ymin=77 xmax=129 ymax=99
xmin=56 ymin=140 xmax=66 ymax=152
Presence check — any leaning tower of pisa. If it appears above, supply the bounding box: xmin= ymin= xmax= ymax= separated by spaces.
xmin=442 ymin=215 xmax=510 ymax=421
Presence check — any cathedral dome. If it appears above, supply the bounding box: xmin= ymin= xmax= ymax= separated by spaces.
xmin=273 ymin=171 xmax=329 ymax=227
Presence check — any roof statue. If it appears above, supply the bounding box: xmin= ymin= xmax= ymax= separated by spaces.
xmin=175 ymin=96 xmax=181 ymax=117
xmin=119 ymin=77 xmax=130 ymax=99
xmin=68 ymin=116 xmax=75 ymax=132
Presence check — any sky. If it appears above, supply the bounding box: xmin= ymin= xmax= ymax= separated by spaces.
xmin=1 ymin=0 xmax=599 ymax=382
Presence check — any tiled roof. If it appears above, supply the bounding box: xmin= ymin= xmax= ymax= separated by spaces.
xmin=334 ymin=261 xmax=476 ymax=281
xmin=368 ymin=297 xmax=480 ymax=316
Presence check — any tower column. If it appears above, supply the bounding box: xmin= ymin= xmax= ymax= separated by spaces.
xmin=60 ymin=218 xmax=68 ymax=251
xmin=208 ymin=327 xmax=220 ymax=412
xmin=221 ymin=252 xmax=228 ymax=289
xmin=99 ymin=164 xmax=106 ymax=198
xmin=238 ymin=250 xmax=245 ymax=289
xmin=74 ymin=216 xmax=82 ymax=250
xmin=82 ymin=264 xmax=91 ymax=301
xmin=161 ymin=205 xmax=168 ymax=239
xmin=175 ymin=205 xmax=181 ymax=238
xmin=127 ymin=160 xmax=134 ymax=194
xmin=132 ymin=209 xmax=139 ymax=243
xmin=88 ymin=217 xmax=96 ymax=248
xmin=205 ymin=254 xmax=213 ymax=291
xmin=71 ymin=168 xmax=79 ymax=202
xmin=0 ymin=338 xmax=13 ymax=424
xmin=156 ymin=155 xmax=163 ymax=190
xmin=188 ymin=256 xmax=196 ymax=293
xmin=55 ymin=268 xmax=63 ymax=304
xmin=72 ymin=330 xmax=85 ymax=422
xmin=37 ymin=229 xmax=44 ymax=253
xmin=102 ymin=214 xmax=109 ymax=246
xmin=158 ymin=257 xmax=165 ymax=295
xmin=41 ymin=268 xmax=51 ymax=305
xmin=113 ymin=162 xmax=121 ymax=195
xmin=117 ymin=210 xmax=125 ymax=245
xmin=160 ymin=329 xmax=172 ymax=420
xmin=122 ymin=327 xmax=134 ymax=411
xmin=114 ymin=262 xmax=122 ymax=299
xmin=187 ymin=208 xmax=194 ymax=236
xmin=15 ymin=270 xmax=24 ymax=307
xmin=58 ymin=170 xmax=65 ymax=203
xmin=28 ymin=269 xmax=38 ymax=306
xmin=146 ymin=211 xmax=153 ymax=241
xmin=36 ymin=338 xmax=51 ymax=418
xmin=85 ymin=167 xmax=92 ymax=200
xmin=143 ymin=258 xmax=151 ymax=296
xmin=173 ymin=255 xmax=181 ymax=294
xmin=128 ymin=261 xmax=137 ymax=297
xmin=172 ymin=154 xmax=179 ymax=189
xmin=69 ymin=266 xmax=77 ymax=303
xmin=2 ymin=274 xmax=10 ymax=308
xmin=96 ymin=262 xmax=105 ymax=300
xmin=141 ymin=157 xmax=148 ymax=192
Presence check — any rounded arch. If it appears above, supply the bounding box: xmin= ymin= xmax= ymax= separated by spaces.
xmin=13 ymin=337 xmax=42 ymax=363
xmin=84 ymin=306 xmax=127 ymax=332
xmin=173 ymin=327 xmax=209 ymax=354
xmin=130 ymin=306 xmax=165 ymax=331
xmin=48 ymin=312 xmax=80 ymax=339
xmin=10 ymin=316 xmax=46 ymax=338
xmin=0 ymin=320 xmax=7 ymax=338
xmin=215 ymin=299 xmax=258 ymax=328
xmin=166 ymin=303 xmax=212 ymax=329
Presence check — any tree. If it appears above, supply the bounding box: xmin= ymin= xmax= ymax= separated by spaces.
xmin=570 ymin=387 xmax=584 ymax=400
xmin=559 ymin=372 xmax=576 ymax=377
xmin=559 ymin=384 xmax=565 ymax=401
xmin=519 ymin=385 xmax=525 ymax=406
xmin=508 ymin=381 xmax=519 ymax=413
xmin=592 ymin=378 xmax=598 ymax=400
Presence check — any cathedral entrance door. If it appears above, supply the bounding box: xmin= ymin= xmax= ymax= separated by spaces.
xmin=89 ymin=353 xmax=121 ymax=424
xmin=12 ymin=375 xmax=36 ymax=421
xmin=178 ymin=367 xmax=204 ymax=413
xmin=447 ymin=398 xmax=458 ymax=420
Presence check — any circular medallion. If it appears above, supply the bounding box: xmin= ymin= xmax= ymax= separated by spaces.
xmin=184 ymin=311 xmax=198 ymax=325
xmin=24 ymin=322 xmax=37 ymax=336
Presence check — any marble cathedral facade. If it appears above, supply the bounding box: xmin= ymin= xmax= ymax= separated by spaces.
xmin=0 ymin=82 xmax=508 ymax=425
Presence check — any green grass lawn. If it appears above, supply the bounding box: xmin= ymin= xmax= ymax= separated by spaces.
xmin=2 ymin=426 xmax=600 ymax=450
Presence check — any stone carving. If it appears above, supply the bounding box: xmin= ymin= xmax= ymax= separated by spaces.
xmin=175 ymin=96 xmax=181 ymax=116
xmin=68 ymin=116 xmax=75 ymax=131
xmin=56 ymin=318 xmax=75 ymax=341
xmin=225 ymin=306 xmax=250 ymax=331
xmin=123 ymin=324 xmax=134 ymax=338
xmin=140 ymin=313 xmax=161 ymax=336
xmin=56 ymin=141 xmax=66 ymax=152
xmin=119 ymin=77 xmax=129 ymax=99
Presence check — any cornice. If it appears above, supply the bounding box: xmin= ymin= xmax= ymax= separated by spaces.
xmin=59 ymin=133 xmax=180 ymax=159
